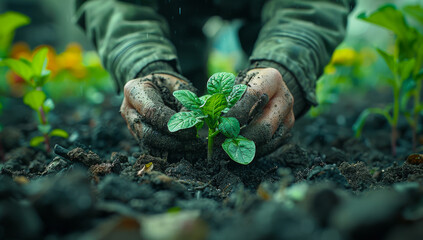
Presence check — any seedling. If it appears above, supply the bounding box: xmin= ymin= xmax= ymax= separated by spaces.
xmin=167 ymin=72 xmax=256 ymax=164
xmin=0 ymin=47 xmax=68 ymax=152
xmin=353 ymin=4 xmax=423 ymax=155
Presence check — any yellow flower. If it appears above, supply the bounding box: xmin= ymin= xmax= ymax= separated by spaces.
xmin=56 ymin=43 xmax=86 ymax=78
xmin=324 ymin=64 xmax=337 ymax=75
xmin=330 ymin=48 xmax=358 ymax=66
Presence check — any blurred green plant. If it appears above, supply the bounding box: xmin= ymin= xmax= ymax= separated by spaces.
xmin=0 ymin=101 xmax=2 ymax=161
xmin=353 ymin=4 xmax=423 ymax=155
xmin=0 ymin=11 xmax=30 ymax=58
xmin=207 ymin=51 xmax=237 ymax=76
xmin=0 ymin=47 xmax=68 ymax=152
xmin=5 ymin=42 xmax=112 ymax=103
xmin=0 ymin=101 xmax=2 ymax=132
xmin=310 ymin=47 xmax=377 ymax=117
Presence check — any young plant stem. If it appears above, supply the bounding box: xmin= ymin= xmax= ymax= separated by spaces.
xmin=0 ymin=136 xmax=4 ymax=162
xmin=392 ymin=86 xmax=400 ymax=156
xmin=38 ymin=106 xmax=51 ymax=152
xmin=412 ymin=79 xmax=421 ymax=152
xmin=43 ymin=134 xmax=51 ymax=153
xmin=207 ymin=128 xmax=220 ymax=161
xmin=207 ymin=129 xmax=214 ymax=161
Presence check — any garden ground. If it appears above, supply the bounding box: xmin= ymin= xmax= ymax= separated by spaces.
xmin=0 ymin=87 xmax=422 ymax=240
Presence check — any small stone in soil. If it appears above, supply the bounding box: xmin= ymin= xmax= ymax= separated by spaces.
xmin=43 ymin=157 xmax=69 ymax=175
xmin=111 ymin=152 xmax=128 ymax=163
xmin=89 ymin=163 xmax=112 ymax=176
xmin=67 ymin=147 xmax=101 ymax=166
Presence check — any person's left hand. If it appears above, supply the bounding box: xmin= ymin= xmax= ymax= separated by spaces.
xmin=225 ymin=68 xmax=295 ymax=156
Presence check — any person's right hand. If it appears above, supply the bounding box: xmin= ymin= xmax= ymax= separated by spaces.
xmin=120 ymin=74 xmax=204 ymax=157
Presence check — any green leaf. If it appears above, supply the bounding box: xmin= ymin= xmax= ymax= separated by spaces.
xmin=222 ymin=136 xmax=256 ymax=165
xmin=168 ymin=111 xmax=206 ymax=132
xmin=0 ymin=12 xmax=30 ymax=54
xmin=43 ymin=98 xmax=55 ymax=114
xmin=207 ymin=72 xmax=236 ymax=95
xmin=376 ymin=48 xmax=396 ymax=75
xmin=199 ymin=94 xmax=211 ymax=106
xmin=398 ymin=58 xmax=416 ymax=82
xmin=223 ymin=84 xmax=247 ymax=113
xmin=173 ymin=90 xmax=202 ymax=112
xmin=34 ymin=74 xmax=50 ymax=88
xmin=195 ymin=121 xmax=204 ymax=138
xmin=23 ymin=90 xmax=46 ymax=111
xmin=353 ymin=107 xmax=393 ymax=138
xmin=416 ymin=68 xmax=423 ymax=80
xmin=201 ymin=93 xmax=228 ymax=119
xmin=0 ymin=59 xmax=33 ymax=82
xmin=30 ymin=136 xmax=45 ymax=147
xmin=32 ymin=47 xmax=49 ymax=76
xmin=49 ymin=129 xmax=69 ymax=138
xmin=218 ymin=117 xmax=240 ymax=138
xmin=358 ymin=4 xmax=410 ymax=40
xmin=38 ymin=124 xmax=51 ymax=134
xmin=403 ymin=5 xmax=423 ymax=24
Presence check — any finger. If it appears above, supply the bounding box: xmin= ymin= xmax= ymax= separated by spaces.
xmin=226 ymin=68 xmax=285 ymax=126
xmin=124 ymin=79 xmax=172 ymax=129
xmin=242 ymin=94 xmax=294 ymax=144
xmin=150 ymin=74 xmax=195 ymax=93
xmin=120 ymin=98 xmax=141 ymax=141
xmin=133 ymin=119 xmax=204 ymax=152
xmin=242 ymin=69 xmax=294 ymax=143
xmin=225 ymin=89 xmax=269 ymax=126
xmin=124 ymin=79 xmax=196 ymax=139
xmin=256 ymin=126 xmax=293 ymax=157
xmin=122 ymin=106 xmax=204 ymax=152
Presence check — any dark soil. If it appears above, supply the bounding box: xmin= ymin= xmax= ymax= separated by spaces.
xmin=1 ymin=91 xmax=423 ymax=240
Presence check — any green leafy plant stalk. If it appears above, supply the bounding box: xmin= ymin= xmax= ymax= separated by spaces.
xmin=403 ymin=5 xmax=423 ymax=151
xmin=167 ymin=72 xmax=256 ymax=164
xmin=0 ymin=101 xmax=3 ymax=161
xmin=354 ymin=4 xmax=423 ymax=155
xmin=0 ymin=11 xmax=30 ymax=57
xmin=0 ymin=47 xmax=68 ymax=152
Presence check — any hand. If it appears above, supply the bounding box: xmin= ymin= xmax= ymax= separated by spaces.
xmin=226 ymin=68 xmax=295 ymax=156
xmin=120 ymin=74 xmax=204 ymax=157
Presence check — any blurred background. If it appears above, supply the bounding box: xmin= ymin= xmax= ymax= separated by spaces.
xmin=0 ymin=0 xmax=422 ymax=111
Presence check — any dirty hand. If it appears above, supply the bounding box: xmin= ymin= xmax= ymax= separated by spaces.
xmin=120 ymin=74 xmax=203 ymax=156
xmin=226 ymin=68 xmax=295 ymax=156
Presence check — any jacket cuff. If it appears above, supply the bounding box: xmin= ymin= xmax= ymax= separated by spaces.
xmin=249 ymin=60 xmax=311 ymax=118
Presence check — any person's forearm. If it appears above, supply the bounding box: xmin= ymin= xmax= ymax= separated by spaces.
xmin=251 ymin=0 xmax=356 ymax=115
xmin=74 ymin=0 xmax=181 ymax=92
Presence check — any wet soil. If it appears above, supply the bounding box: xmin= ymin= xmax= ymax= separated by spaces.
xmin=1 ymin=90 xmax=422 ymax=240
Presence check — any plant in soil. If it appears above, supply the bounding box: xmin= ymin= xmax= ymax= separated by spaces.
xmin=0 ymin=47 xmax=68 ymax=152
xmin=353 ymin=4 xmax=423 ymax=155
xmin=167 ymin=72 xmax=256 ymax=164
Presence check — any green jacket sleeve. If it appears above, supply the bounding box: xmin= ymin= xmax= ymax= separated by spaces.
xmin=74 ymin=0 xmax=181 ymax=92
xmin=250 ymin=0 xmax=355 ymax=111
